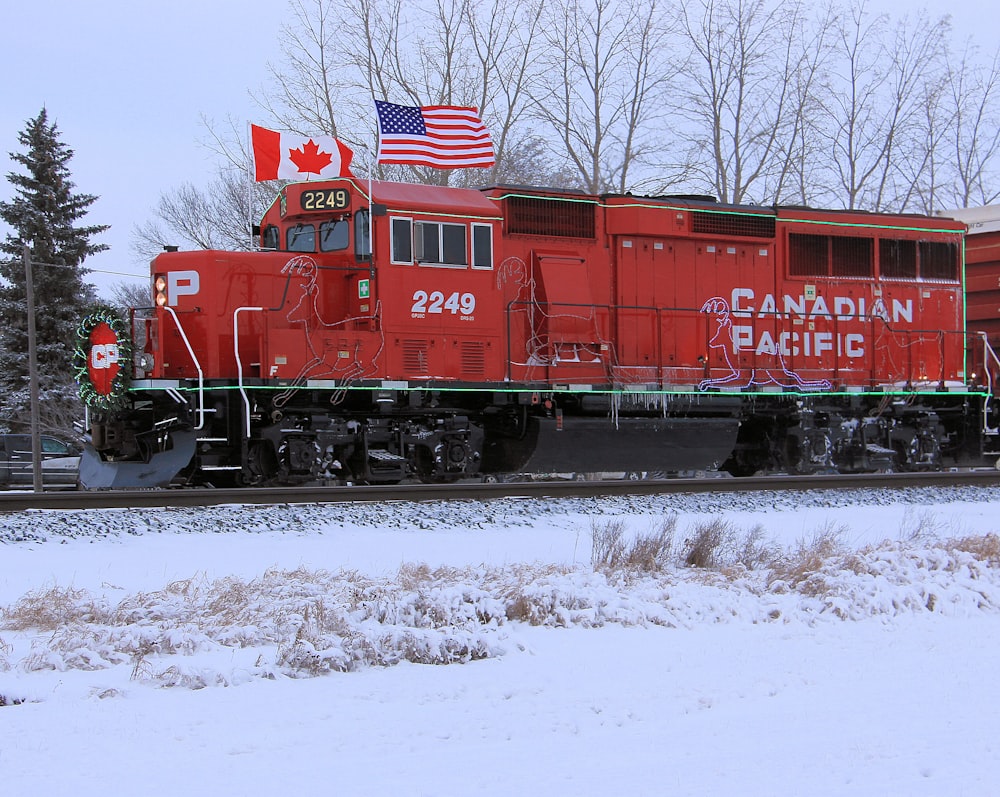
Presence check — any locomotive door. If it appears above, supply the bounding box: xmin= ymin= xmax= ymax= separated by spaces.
xmin=530 ymin=253 xmax=606 ymax=381
xmin=616 ymin=237 xmax=664 ymax=376
xmin=678 ymin=241 xmax=773 ymax=387
xmin=616 ymin=236 xmax=706 ymax=385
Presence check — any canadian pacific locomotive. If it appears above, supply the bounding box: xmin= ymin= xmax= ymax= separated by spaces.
xmin=75 ymin=177 xmax=1000 ymax=488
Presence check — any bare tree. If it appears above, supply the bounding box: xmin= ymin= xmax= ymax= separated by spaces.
xmin=943 ymin=43 xmax=1000 ymax=209
xmin=360 ymin=0 xmax=552 ymax=186
xmin=139 ymin=0 xmax=1000 ymax=257
xmin=671 ymin=0 xmax=819 ymax=205
xmin=764 ymin=2 xmax=837 ymax=206
xmin=107 ymin=280 xmax=153 ymax=316
xmin=246 ymin=0 xmax=551 ymax=186
xmin=819 ymin=1 xmax=950 ymax=211
xmin=463 ymin=0 xmax=549 ymax=185
xmin=256 ymin=0 xmax=356 ymax=141
xmin=527 ymin=0 xmax=672 ymax=194
xmin=131 ymin=168 xmax=273 ymax=261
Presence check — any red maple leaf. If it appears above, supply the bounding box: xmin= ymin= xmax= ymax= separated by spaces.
xmin=288 ymin=139 xmax=334 ymax=174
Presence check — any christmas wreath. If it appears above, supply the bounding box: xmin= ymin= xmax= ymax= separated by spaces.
xmin=74 ymin=306 xmax=134 ymax=412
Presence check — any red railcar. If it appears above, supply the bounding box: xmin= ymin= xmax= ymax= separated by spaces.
xmin=950 ymin=206 xmax=1000 ymax=361
xmin=78 ymin=178 xmax=996 ymax=487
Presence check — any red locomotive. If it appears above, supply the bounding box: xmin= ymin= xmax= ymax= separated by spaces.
xmin=76 ymin=178 xmax=1000 ymax=488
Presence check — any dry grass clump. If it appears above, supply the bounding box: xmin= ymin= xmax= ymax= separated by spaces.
xmin=487 ymin=563 xmax=575 ymax=624
xmin=767 ymin=522 xmax=848 ymax=592
xmin=592 ymin=515 xmax=781 ymax=575
xmin=1 ymin=566 xmax=513 ymax=681
xmin=680 ymin=519 xmax=780 ymax=572
xmin=946 ymin=533 xmax=1000 ymax=566
xmin=733 ymin=524 xmax=783 ymax=572
xmin=681 ymin=518 xmax=736 ymax=569
xmin=152 ymin=665 xmax=237 ymax=689
xmin=591 ymin=518 xmax=628 ymax=569
xmin=275 ymin=606 xmax=494 ymax=675
xmin=592 ymin=517 xmax=676 ymax=573
xmin=502 ymin=578 xmax=597 ymax=626
xmin=1 ymin=586 xmax=110 ymax=631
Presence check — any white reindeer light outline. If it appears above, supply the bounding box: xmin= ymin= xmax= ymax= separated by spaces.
xmin=698 ymin=296 xmax=832 ymax=391
xmin=273 ymin=255 xmax=383 ymax=407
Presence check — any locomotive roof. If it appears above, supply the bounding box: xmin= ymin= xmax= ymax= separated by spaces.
xmin=276 ymin=178 xmax=965 ymax=232
xmin=485 ymin=184 xmax=593 ymax=198
xmin=366 ymin=178 xmax=498 ymax=215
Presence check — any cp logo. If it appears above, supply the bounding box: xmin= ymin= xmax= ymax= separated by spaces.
xmin=91 ymin=343 xmax=120 ymax=369
xmin=87 ymin=321 xmax=122 ymax=396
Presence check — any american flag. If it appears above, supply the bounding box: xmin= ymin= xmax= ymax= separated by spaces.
xmin=375 ymin=101 xmax=495 ymax=169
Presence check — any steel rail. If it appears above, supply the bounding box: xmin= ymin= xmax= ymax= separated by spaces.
xmin=3 ymin=470 xmax=1000 ymax=513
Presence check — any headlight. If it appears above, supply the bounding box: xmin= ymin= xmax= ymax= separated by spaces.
xmin=154 ymin=275 xmax=168 ymax=307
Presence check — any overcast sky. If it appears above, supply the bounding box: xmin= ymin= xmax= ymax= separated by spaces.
xmin=1 ymin=0 xmax=279 ymax=297
xmin=2 ymin=0 xmax=998 ymax=299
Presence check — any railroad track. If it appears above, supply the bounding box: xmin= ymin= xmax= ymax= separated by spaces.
xmin=4 ymin=470 xmax=1000 ymax=513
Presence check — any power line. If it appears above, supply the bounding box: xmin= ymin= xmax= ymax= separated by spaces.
xmin=10 ymin=259 xmax=147 ymax=280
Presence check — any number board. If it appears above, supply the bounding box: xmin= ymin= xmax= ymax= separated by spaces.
xmin=300 ymin=188 xmax=350 ymax=212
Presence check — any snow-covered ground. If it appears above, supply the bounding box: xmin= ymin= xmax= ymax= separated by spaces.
xmin=2 ymin=486 xmax=1000 ymax=796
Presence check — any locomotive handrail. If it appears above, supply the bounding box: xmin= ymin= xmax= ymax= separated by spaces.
xmin=978 ymin=331 xmax=1000 ymax=433
xmin=234 ymin=306 xmax=265 ymax=439
xmin=161 ymin=305 xmax=205 ymax=431
xmin=979 ymin=331 xmax=1000 ymax=392
xmin=501 ymin=296 xmax=970 ymax=392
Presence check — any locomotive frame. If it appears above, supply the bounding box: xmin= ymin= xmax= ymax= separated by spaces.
xmin=78 ymin=177 xmax=1000 ymax=488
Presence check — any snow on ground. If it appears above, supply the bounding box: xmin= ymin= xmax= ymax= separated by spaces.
xmin=2 ymin=485 xmax=1000 ymax=795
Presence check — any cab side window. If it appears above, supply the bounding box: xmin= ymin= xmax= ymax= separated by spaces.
xmin=262 ymin=225 xmax=280 ymax=250
xmin=415 ymin=221 xmax=467 ymax=266
xmin=391 ymin=218 xmax=413 ymax=264
xmin=472 ymin=223 xmax=493 ymax=269
xmin=354 ymin=210 xmax=371 ymax=259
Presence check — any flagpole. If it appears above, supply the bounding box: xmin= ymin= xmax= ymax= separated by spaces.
xmin=367 ymin=0 xmax=375 ymax=268
xmin=247 ymin=121 xmax=253 ymax=251
xmin=370 ymin=111 xmax=377 ymax=268
xmin=368 ymin=154 xmax=375 ymax=279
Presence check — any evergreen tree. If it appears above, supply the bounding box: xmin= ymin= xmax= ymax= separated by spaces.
xmin=0 ymin=108 xmax=106 ymax=436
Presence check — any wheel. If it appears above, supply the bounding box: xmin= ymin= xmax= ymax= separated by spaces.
xmin=244 ymin=441 xmax=278 ymax=486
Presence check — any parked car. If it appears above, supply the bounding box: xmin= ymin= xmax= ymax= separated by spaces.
xmin=0 ymin=434 xmax=81 ymax=489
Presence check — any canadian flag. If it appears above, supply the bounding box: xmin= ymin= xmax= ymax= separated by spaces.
xmin=250 ymin=124 xmax=354 ymax=182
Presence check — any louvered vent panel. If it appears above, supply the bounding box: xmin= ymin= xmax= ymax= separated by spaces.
xmin=461 ymin=341 xmax=486 ymax=378
xmin=402 ymin=340 xmax=429 ymax=374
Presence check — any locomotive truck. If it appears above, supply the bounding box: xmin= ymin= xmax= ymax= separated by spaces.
xmin=75 ymin=178 xmax=1000 ymax=488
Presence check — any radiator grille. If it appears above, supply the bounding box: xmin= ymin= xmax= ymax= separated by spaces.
xmin=691 ymin=210 xmax=775 ymax=238
xmin=789 ymin=233 xmax=873 ymax=277
xmin=505 ymin=195 xmax=596 ymax=238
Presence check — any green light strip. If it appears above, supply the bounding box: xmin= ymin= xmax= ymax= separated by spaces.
xmin=130 ymin=383 xmax=988 ymax=399
xmin=489 ymin=190 xmax=600 ymax=207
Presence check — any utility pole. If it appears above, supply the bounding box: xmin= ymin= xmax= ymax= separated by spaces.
xmin=24 ymin=243 xmax=42 ymax=493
